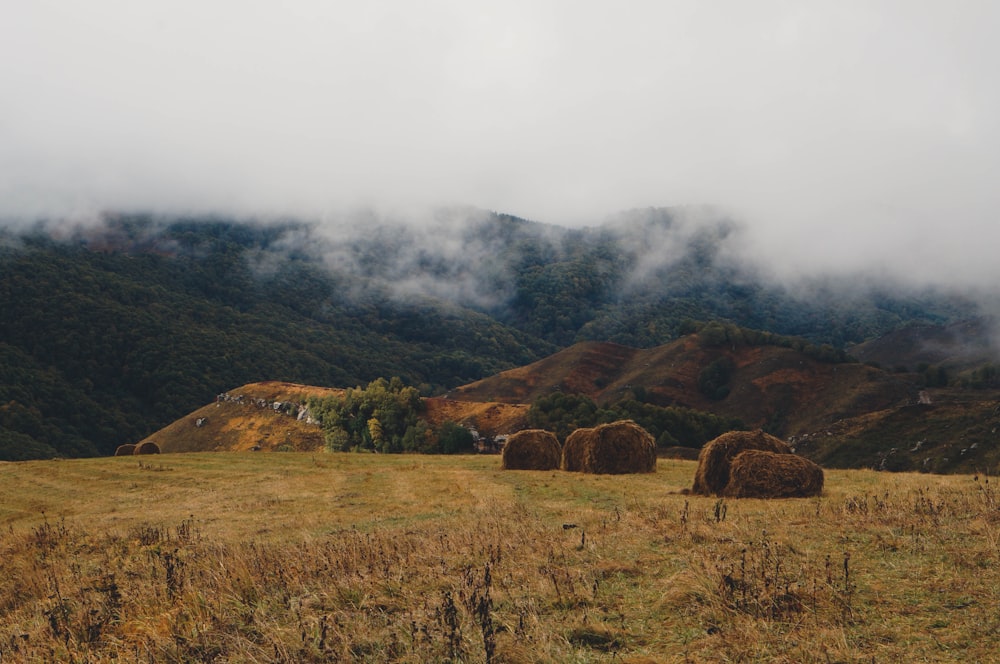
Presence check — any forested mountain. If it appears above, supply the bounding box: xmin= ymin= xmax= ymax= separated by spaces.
xmin=0 ymin=209 xmax=986 ymax=459
xmin=340 ymin=206 xmax=977 ymax=348
xmin=0 ymin=218 xmax=549 ymax=459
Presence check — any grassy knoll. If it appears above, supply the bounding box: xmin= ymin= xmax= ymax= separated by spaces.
xmin=1 ymin=453 xmax=998 ymax=662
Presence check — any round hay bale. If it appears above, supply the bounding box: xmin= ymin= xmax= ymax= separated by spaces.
xmin=501 ymin=429 xmax=561 ymax=470
xmin=722 ymin=449 xmax=824 ymax=498
xmin=114 ymin=444 xmax=137 ymax=456
xmin=585 ymin=420 xmax=656 ymax=474
xmin=133 ymin=441 xmax=161 ymax=455
xmin=692 ymin=429 xmax=791 ymax=496
xmin=561 ymin=427 xmax=593 ymax=472
xmin=562 ymin=420 xmax=656 ymax=474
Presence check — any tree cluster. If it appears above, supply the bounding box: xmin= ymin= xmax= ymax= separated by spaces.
xmin=526 ymin=391 xmax=744 ymax=448
xmin=308 ymin=378 xmax=474 ymax=454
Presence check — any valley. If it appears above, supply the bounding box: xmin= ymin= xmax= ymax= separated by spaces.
xmin=1 ymin=213 xmax=997 ymax=472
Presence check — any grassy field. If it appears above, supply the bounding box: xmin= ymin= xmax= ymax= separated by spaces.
xmin=1 ymin=453 xmax=998 ymax=662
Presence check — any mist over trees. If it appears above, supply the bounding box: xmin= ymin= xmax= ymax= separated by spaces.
xmin=0 ymin=210 xmax=983 ymax=459
xmin=305 ymin=206 xmax=975 ymax=348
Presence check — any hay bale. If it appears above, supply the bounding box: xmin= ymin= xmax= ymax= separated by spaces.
xmin=691 ymin=429 xmax=791 ymax=496
xmin=114 ymin=444 xmax=137 ymax=456
xmin=723 ymin=449 xmax=824 ymax=498
xmin=561 ymin=427 xmax=592 ymax=472
xmin=501 ymin=429 xmax=561 ymax=470
xmin=133 ymin=441 xmax=161 ymax=455
xmin=561 ymin=420 xmax=656 ymax=474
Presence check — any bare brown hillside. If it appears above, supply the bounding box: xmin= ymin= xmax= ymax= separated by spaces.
xmin=451 ymin=336 xmax=919 ymax=436
xmin=449 ymin=341 xmax=641 ymax=404
xmin=423 ymin=398 xmax=528 ymax=437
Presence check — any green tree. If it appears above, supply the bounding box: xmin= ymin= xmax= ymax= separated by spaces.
xmin=367 ymin=417 xmax=384 ymax=451
xmin=698 ymin=356 xmax=734 ymax=400
xmin=527 ymin=392 xmax=601 ymax=440
xmin=527 ymin=391 xmax=743 ymax=448
xmin=310 ymin=377 xmax=429 ymax=453
xmin=323 ymin=427 xmax=351 ymax=452
xmin=435 ymin=420 xmax=475 ymax=454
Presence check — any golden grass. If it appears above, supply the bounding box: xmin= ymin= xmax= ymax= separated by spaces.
xmin=1 ymin=454 xmax=998 ymax=662
xmin=423 ymin=398 xmax=529 ymax=436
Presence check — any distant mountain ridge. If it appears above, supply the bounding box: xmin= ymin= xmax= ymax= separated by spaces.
xmin=0 ymin=210 xmax=993 ymax=460
xmin=849 ymin=318 xmax=997 ymax=373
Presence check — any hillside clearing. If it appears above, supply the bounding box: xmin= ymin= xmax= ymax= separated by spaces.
xmin=1 ymin=454 xmax=998 ymax=662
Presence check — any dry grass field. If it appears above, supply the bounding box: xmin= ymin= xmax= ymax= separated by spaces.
xmin=1 ymin=453 xmax=998 ymax=662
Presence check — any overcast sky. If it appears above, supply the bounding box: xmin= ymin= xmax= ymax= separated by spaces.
xmin=3 ymin=1 xmax=998 ymax=284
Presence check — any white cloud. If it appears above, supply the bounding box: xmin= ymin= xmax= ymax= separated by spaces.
xmin=2 ymin=1 xmax=999 ymax=287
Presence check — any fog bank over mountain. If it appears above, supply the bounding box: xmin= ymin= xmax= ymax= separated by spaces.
xmin=3 ymin=2 xmax=999 ymax=289
xmin=5 ymin=204 xmax=990 ymax=321
xmin=298 ymin=205 xmax=1000 ymax=314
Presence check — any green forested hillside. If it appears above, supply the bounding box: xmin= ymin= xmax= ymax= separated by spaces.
xmin=0 ymin=221 xmax=550 ymax=458
xmin=0 ymin=210 xmax=984 ymax=459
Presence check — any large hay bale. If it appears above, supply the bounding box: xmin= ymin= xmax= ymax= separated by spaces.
xmin=692 ymin=429 xmax=791 ymax=496
xmin=501 ymin=429 xmax=561 ymax=470
xmin=723 ymin=449 xmax=824 ymax=498
xmin=133 ymin=441 xmax=161 ymax=455
xmin=114 ymin=444 xmax=137 ymax=456
xmin=561 ymin=420 xmax=656 ymax=474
